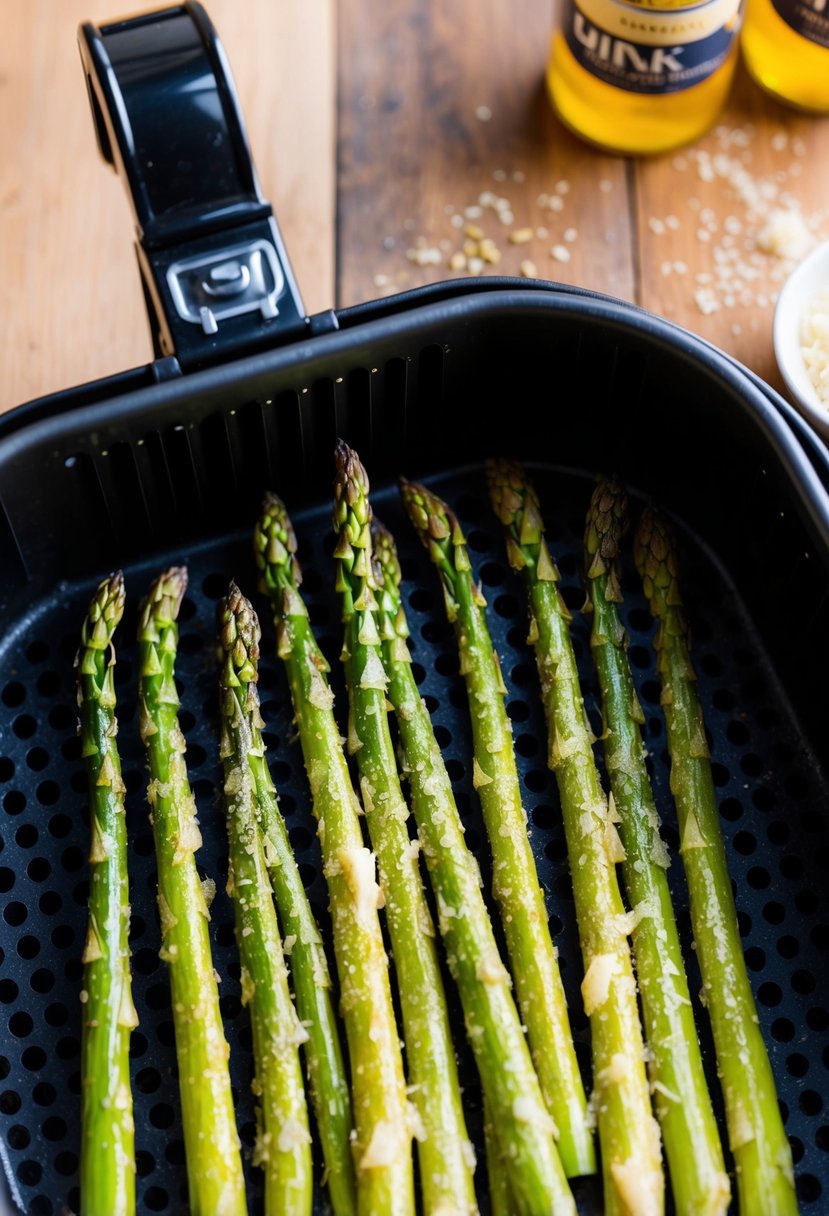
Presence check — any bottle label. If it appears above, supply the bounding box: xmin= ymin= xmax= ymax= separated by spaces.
xmin=562 ymin=0 xmax=743 ymax=94
xmin=770 ymin=0 xmax=829 ymax=48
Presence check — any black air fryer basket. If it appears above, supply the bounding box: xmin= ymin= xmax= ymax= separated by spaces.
xmin=1 ymin=5 xmax=829 ymax=1214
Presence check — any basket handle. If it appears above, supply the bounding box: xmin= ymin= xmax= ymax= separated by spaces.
xmin=78 ymin=2 xmax=308 ymax=371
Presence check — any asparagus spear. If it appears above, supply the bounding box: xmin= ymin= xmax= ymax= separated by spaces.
xmin=223 ymin=583 xmax=356 ymax=1216
xmin=584 ymin=479 xmax=730 ymax=1216
xmin=634 ymin=506 xmax=797 ymax=1216
xmin=333 ymin=443 xmax=477 ymax=1216
xmin=138 ymin=568 xmax=246 ymax=1216
xmin=254 ymin=494 xmax=414 ymax=1216
xmin=372 ymin=517 xmax=576 ymax=1216
xmin=486 ymin=462 xmax=663 ymax=1216
xmin=400 ymin=476 xmax=595 ymax=1182
xmin=78 ymin=573 xmax=137 ymax=1216
xmin=219 ymin=584 xmax=312 ymax=1214
xmin=483 ymin=1094 xmax=512 ymax=1216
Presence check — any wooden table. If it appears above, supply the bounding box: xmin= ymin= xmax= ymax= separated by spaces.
xmin=3 ymin=0 xmax=829 ymax=411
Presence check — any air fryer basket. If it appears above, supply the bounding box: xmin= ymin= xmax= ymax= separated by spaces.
xmin=2 ymin=5 xmax=829 ymax=1215
xmin=0 ymin=288 xmax=828 ymax=1215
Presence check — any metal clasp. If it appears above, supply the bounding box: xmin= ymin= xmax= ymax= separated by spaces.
xmin=167 ymin=240 xmax=284 ymax=335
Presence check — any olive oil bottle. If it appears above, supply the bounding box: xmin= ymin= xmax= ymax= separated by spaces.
xmin=547 ymin=0 xmax=743 ymax=154
xmin=741 ymin=0 xmax=829 ymax=111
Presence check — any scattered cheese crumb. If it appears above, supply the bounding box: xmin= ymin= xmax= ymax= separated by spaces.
xmin=519 ymin=259 xmax=537 ymax=278
xmin=757 ymin=209 xmax=814 ymax=261
xmin=551 ymin=245 xmax=571 ymax=263
xmin=475 ymin=105 xmax=492 ymax=122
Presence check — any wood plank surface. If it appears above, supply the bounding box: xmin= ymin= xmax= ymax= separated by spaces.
xmin=337 ymin=0 xmax=635 ymax=309
xmin=0 ymin=0 xmax=335 ymax=411
xmin=337 ymin=5 xmax=829 ymax=395
xmin=636 ymin=64 xmax=829 ymax=390
xmin=3 ymin=1 xmax=829 ymax=417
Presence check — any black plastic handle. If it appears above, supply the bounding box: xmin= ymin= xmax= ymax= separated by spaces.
xmin=79 ymin=3 xmax=307 ymax=370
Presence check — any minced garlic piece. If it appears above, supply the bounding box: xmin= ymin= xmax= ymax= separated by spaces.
xmin=581 ymin=954 xmax=617 ymax=1016
xmin=338 ymin=846 xmax=381 ymax=927
xmin=611 ymin=1158 xmax=663 ymax=1216
xmin=359 ymin=1121 xmax=401 ymax=1170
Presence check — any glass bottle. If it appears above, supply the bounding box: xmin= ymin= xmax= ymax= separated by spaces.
xmin=741 ymin=0 xmax=829 ymax=111
xmin=547 ymin=0 xmax=744 ymax=154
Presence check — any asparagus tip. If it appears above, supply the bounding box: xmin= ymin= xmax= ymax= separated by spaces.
xmin=138 ymin=566 xmax=187 ymax=636
xmin=370 ymin=518 xmax=401 ymax=591
xmin=633 ymin=504 xmax=680 ymax=608
xmin=585 ymin=476 xmax=629 ymax=592
xmin=254 ymin=491 xmax=302 ymax=592
xmin=81 ymin=571 xmax=126 ymax=651
xmin=399 ymin=477 xmax=462 ymax=545
xmin=220 ymin=582 xmax=261 ymax=680
xmin=484 ymin=457 xmax=528 ymax=527
xmin=333 ymin=440 xmax=371 ymax=528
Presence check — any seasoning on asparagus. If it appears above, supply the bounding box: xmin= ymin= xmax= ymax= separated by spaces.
xmin=138 ymin=568 xmax=246 ymax=1216
xmin=584 ymin=479 xmax=730 ymax=1216
xmin=224 ymin=583 xmax=356 ymax=1216
xmin=486 ymin=461 xmax=663 ymax=1216
xmin=483 ymin=1093 xmax=512 ymax=1216
xmin=78 ymin=573 xmax=137 ymax=1216
xmin=372 ymin=517 xmax=576 ymax=1216
xmin=254 ymin=494 xmax=414 ymax=1216
xmin=634 ymin=506 xmax=798 ymax=1216
xmin=219 ymin=585 xmax=312 ymax=1214
xmin=401 ymin=476 xmax=595 ymax=1183
xmin=333 ymin=442 xmax=477 ymax=1216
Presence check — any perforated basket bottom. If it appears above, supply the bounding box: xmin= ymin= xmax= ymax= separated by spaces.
xmin=0 ymin=464 xmax=826 ymax=1215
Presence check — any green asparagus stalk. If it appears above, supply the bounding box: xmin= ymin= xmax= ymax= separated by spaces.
xmin=254 ymin=494 xmax=414 ymax=1216
xmin=634 ymin=506 xmax=798 ymax=1216
xmin=372 ymin=517 xmax=576 ymax=1216
xmin=219 ymin=585 xmax=312 ymax=1214
xmin=78 ymin=573 xmax=136 ymax=1216
xmin=584 ymin=478 xmax=730 ymax=1216
xmin=486 ymin=462 xmax=663 ymax=1216
xmin=137 ymin=568 xmax=246 ymax=1216
xmin=333 ymin=442 xmax=477 ymax=1216
xmin=223 ymin=584 xmax=356 ymax=1216
xmin=400 ymin=476 xmax=595 ymax=1183
xmin=483 ymin=1093 xmax=512 ymax=1216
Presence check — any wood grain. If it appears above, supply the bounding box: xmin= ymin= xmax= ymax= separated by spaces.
xmin=0 ymin=0 xmax=335 ymax=412
xmin=3 ymin=1 xmax=829 ymax=416
xmin=336 ymin=0 xmax=635 ymax=308
xmin=636 ymin=64 xmax=829 ymax=390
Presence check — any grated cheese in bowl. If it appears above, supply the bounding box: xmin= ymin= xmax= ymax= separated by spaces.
xmin=801 ymin=287 xmax=829 ymax=409
xmin=773 ymin=238 xmax=829 ymax=439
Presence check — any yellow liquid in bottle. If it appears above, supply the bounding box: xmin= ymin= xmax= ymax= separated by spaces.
xmin=741 ymin=0 xmax=829 ymax=112
xmin=547 ymin=0 xmax=742 ymax=154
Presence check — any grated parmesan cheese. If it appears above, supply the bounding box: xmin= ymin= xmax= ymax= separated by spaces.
xmin=801 ymin=286 xmax=829 ymax=408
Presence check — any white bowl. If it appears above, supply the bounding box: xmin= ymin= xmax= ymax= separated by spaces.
xmin=774 ymin=239 xmax=829 ymax=440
